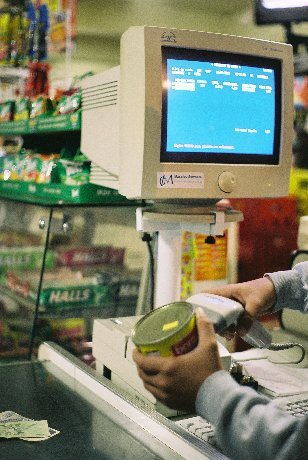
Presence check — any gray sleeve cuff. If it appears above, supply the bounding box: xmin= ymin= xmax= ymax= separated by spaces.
xmin=194 ymin=370 xmax=303 ymax=460
xmin=195 ymin=370 xmax=258 ymax=424
xmin=265 ymin=262 xmax=308 ymax=312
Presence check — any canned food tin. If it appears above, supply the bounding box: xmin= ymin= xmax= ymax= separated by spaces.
xmin=132 ymin=301 xmax=198 ymax=356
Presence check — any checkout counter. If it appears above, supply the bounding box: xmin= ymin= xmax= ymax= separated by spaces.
xmin=2 ymin=319 xmax=308 ymax=460
xmin=2 ymin=309 xmax=308 ymax=460
xmin=1 ymin=251 xmax=307 ymax=459
xmin=0 ymin=342 xmax=228 ymax=460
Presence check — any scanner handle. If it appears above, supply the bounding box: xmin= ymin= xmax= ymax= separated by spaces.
xmin=187 ymin=293 xmax=272 ymax=349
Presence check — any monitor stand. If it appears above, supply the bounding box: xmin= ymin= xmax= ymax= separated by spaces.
xmin=136 ymin=203 xmax=243 ymax=309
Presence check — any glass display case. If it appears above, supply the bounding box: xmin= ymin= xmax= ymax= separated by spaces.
xmin=0 ymin=199 xmax=147 ymax=361
xmin=0 ymin=97 xmax=148 ymax=362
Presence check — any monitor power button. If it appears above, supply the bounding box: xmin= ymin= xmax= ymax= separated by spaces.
xmin=218 ymin=171 xmax=236 ymax=193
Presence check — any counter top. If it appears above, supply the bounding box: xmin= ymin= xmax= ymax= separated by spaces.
xmin=0 ymin=343 xmax=221 ymax=460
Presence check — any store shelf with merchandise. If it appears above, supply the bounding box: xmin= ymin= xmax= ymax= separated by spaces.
xmin=0 ymin=113 xmax=146 ymax=361
xmin=0 ymin=198 xmax=147 ymax=361
xmin=0 ymin=109 xmax=134 ymax=206
xmin=0 ymin=110 xmax=81 ymax=135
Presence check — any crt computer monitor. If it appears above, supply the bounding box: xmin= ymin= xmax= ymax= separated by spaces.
xmin=118 ymin=26 xmax=294 ymax=202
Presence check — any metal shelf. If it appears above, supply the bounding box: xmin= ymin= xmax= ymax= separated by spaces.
xmin=0 ymin=285 xmax=136 ymax=319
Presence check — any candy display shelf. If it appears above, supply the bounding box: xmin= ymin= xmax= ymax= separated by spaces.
xmin=0 ymin=180 xmax=132 ymax=206
xmin=0 ymin=104 xmax=145 ymax=361
xmin=0 ymin=285 xmax=136 ymax=319
xmin=0 ymin=200 xmax=144 ymax=361
xmin=0 ymin=111 xmax=81 ymax=135
xmin=0 ymin=109 xmax=135 ymax=205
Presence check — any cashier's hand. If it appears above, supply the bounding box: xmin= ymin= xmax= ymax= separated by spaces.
xmin=204 ymin=276 xmax=277 ymax=340
xmin=132 ymin=308 xmax=223 ymax=412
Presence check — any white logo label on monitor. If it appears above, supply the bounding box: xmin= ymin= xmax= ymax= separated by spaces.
xmin=157 ymin=172 xmax=204 ymax=189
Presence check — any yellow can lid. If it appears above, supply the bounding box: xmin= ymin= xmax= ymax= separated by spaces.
xmin=132 ymin=301 xmax=194 ymax=346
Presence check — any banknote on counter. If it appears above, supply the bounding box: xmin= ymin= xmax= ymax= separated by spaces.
xmin=0 ymin=411 xmax=60 ymax=441
xmin=0 ymin=420 xmax=49 ymax=439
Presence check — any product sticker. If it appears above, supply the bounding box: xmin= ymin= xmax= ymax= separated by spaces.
xmin=162 ymin=320 xmax=179 ymax=332
xmin=157 ymin=172 xmax=204 ymax=189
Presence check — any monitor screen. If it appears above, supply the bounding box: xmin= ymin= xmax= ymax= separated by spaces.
xmin=161 ymin=47 xmax=281 ymax=165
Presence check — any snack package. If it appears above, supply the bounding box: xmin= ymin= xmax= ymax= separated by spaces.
xmin=0 ymin=101 xmax=15 ymax=122
xmin=57 ymin=159 xmax=90 ymax=185
xmin=55 ymin=246 xmax=112 ymax=267
xmin=14 ymin=98 xmax=30 ymax=121
xmin=95 ymin=266 xmax=141 ymax=302
xmin=73 ymin=149 xmax=90 ymax=162
xmin=23 ymin=153 xmax=42 ymax=182
xmin=7 ymin=7 xmax=28 ymax=67
xmin=27 ymin=2 xmax=49 ymax=62
xmin=3 ymin=155 xmax=16 ymax=181
xmin=56 ymin=91 xmax=81 ymax=115
xmin=25 ymin=62 xmax=50 ymax=97
xmin=0 ymin=12 xmax=10 ymax=64
xmin=36 ymin=154 xmax=59 ymax=183
xmin=14 ymin=152 xmax=28 ymax=180
xmin=29 ymin=96 xmax=54 ymax=118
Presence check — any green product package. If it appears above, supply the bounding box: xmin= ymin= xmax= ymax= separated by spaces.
xmin=73 ymin=149 xmax=90 ymax=162
xmin=36 ymin=154 xmax=59 ymax=184
xmin=37 ymin=284 xmax=110 ymax=309
xmin=14 ymin=152 xmax=28 ymax=181
xmin=23 ymin=153 xmax=42 ymax=182
xmin=57 ymin=159 xmax=90 ymax=185
xmin=57 ymin=92 xmax=81 ymax=115
xmin=0 ymin=101 xmax=15 ymax=122
xmin=14 ymin=98 xmax=30 ymax=121
xmin=30 ymin=97 xmax=54 ymax=119
xmin=0 ymin=248 xmax=55 ymax=271
xmin=2 ymin=155 xmax=16 ymax=181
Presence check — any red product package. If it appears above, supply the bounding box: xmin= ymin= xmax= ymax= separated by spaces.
xmin=56 ymin=246 xmax=112 ymax=267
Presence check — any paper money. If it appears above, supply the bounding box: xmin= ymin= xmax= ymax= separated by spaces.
xmin=0 ymin=411 xmax=60 ymax=441
xmin=0 ymin=420 xmax=49 ymax=439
